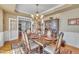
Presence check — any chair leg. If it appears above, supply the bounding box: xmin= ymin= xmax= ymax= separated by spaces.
xmin=39 ymin=46 xmax=44 ymax=54
xmin=37 ymin=46 xmax=41 ymax=53
xmin=29 ymin=46 xmax=41 ymax=54
xmin=42 ymin=46 xmax=45 ymax=54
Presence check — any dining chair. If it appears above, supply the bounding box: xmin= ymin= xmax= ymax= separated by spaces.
xmin=7 ymin=32 xmax=29 ymax=54
xmin=11 ymin=32 xmax=30 ymax=54
xmin=11 ymin=47 xmax=25 ymax=54
xmin=11 ymin=42 xmax=25 ymax=54
xmin=24 ymin=32 xmax=40 ymax=54
xmin=43 ymin=32 xmax=64 ymax=54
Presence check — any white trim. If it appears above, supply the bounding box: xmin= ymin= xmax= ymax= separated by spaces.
xmin=16 ymin=9 xmax=31 ymax=15
xmin=17 ymin=16 xmax=32 ymax=21
xmin=40 ymin=4 xmax=65 ymax=14
xmin=17 ymin=16 xmax=33 ymax=32
xmin=9 ymin=18 xmax=18 ymax=40
xmin=9 ymin=18 xmax=11 ymax=40
xmin=16 ymin=5 xmax=65 ymax=15
xmin=16 ymin=18 xmax=18 ymax=38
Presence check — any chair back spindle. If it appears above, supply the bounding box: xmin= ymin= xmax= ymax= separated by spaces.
xmin=24 ymin=32 xmax=31 ymax=53
xmin=55 ymin=32 xmax=64 ymax=53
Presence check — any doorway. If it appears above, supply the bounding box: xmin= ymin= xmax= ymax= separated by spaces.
xmin=17 ymin=16 xmax=32 ymax=36
xmin=9 ymin=18 xmax=18 ymax=41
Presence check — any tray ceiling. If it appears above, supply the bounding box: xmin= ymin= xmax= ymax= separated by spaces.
xmin=16 ymin=4 xmax=59 ymax=14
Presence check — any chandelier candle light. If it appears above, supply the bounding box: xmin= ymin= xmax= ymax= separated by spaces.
xmin=31 ymin=4 xmax=44 ymax=21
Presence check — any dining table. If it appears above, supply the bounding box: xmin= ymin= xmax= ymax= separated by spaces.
xmin=28 ymin=33 xmax=57 ymax=53
xmin=29 ymin=33 xmax=57 ymax=47
xmin=28 ymin=33 xmax=79 ymax=54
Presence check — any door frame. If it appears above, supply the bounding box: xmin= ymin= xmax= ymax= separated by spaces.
xmin=9 ymin=18 xmax=18 ymax=40
xmin=17 ymin=16 xmax=32 ymax=32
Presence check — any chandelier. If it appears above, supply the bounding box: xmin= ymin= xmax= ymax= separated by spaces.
xmin=31 ymin=4 xmax=44 ymax=21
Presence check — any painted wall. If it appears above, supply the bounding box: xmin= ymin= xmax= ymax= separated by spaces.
xmin=45 ymin=8 xmax=79 ymax=32
xmin=0 ymin=9 xmax=4 ymax=47
xmin=0 ymin=9 xmax=3 ymax=32
xmin=59 ymin=8 xmax=79 ymax=32
xmin=0 ymin=4 xmax=31 ymax=47
xmin=44 ymin=8 xmax=79 ymax=48
xmin=3 ymin=12 xmax=31 ymax=41
xmin=3 ymin=12 xmax=17 ymax=31
xmin=3 ymin=12 xmax=17 ymax=41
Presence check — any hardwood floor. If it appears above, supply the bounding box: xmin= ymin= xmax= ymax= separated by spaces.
xmin=0 ymin=42 xmax=11 ymax=52
xmin=0 ymin=36 xmax=21 ymax=53
xmin=0 ymin=35 xmax=79 ymax=54
xmin=60 ymin=44 xmax=79 ymax=54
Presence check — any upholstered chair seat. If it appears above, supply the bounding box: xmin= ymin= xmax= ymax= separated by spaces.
xmin=29 ymin=41 xmax=39 ymax=50
xmin=43 ymin=46 xmax=55 ymax=54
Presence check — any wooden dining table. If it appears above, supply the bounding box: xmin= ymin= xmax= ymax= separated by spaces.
xmin=29 ymin=33 xmax=79 ymax=54
xmin=29 ymin=33 xmax=57 ymax=47
xmin=28 ymin=33 xmax=57 ymax=53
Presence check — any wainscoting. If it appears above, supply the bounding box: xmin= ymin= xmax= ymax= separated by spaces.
xmin=61 ymin=31 xmax=79 ymax=48
xmin=4 ymin=31 xmax=18 ymax=41
xmin=0 ymin=31 xmax=18 ymax=47
xmin=4 ymin=31 xmax=9 ymax=41
xmin=0 ymin=32 xmax=4 ymax=47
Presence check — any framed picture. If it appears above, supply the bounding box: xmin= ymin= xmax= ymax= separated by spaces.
xmin=68 ymin=18 xmax=79 ymax=25
xmin=68 ymin=19 xmax=77 ymax=25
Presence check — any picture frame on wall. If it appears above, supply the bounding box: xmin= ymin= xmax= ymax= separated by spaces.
xmin=68 ymin=18 xmax=79 ymax=25
xmin=68 ymin=19 xmax=76 ymax=25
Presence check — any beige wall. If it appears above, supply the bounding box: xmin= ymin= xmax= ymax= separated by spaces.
xmin=0 ymin=9 xmax=3 ymax=32
xmin=45 ymin=8 xmax=79 ymax=32
xmin=3 ymin=12 xmax=17 ymax=31
xmin=3 ymin=12 xmax=31 ymax=31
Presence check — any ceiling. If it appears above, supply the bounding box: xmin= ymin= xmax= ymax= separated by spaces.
xmin=16 ymin=4 xmax=59 ymax=14
xmin=0 ymin=4 xmax=79 ymax=18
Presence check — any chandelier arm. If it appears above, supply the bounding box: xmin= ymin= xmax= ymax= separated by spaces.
xmin=31 ymin=4 xmax=44 ymax=22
